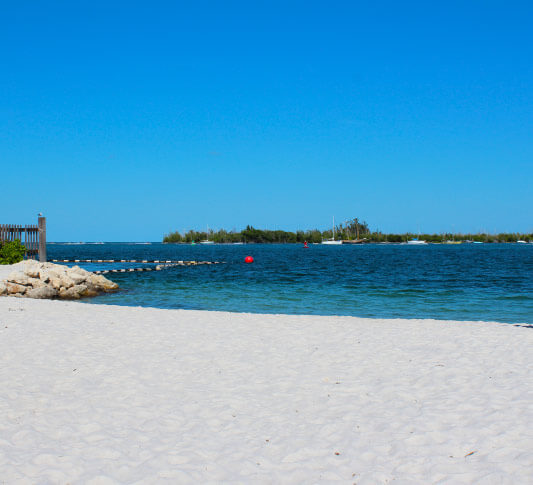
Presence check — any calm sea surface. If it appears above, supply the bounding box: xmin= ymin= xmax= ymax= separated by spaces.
xmin=48 ymin=243 xmax=533 ymax=324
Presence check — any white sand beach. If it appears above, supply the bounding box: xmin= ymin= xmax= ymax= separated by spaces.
xmin=0 ymin=297 xmax=532 ymax=483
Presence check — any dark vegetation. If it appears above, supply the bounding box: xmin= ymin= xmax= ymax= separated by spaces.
xmin=0 ymin=239 xmax=26 ymax=264
xmin=163 ymin=219 xmax=533 ymax=244
xmin=364 ymin=232 xmax=532 ymax=243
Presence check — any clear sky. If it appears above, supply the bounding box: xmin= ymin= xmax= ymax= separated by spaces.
xmin=1 ymin=1 xmax=532 ymax=241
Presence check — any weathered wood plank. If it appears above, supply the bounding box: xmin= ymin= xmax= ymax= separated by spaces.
xmin=38 ymin=216 xmax=46 ymax=262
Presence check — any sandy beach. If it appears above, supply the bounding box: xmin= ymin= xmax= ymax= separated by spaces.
xmin=0 ymin=297 xmax=532 ymax=483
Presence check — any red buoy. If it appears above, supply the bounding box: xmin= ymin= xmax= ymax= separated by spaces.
xmin=244 ymin=256 xmax=254 ymax=263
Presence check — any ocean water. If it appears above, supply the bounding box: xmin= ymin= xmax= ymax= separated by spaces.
xmin=47 ymin=243 xmax=533 ymax=324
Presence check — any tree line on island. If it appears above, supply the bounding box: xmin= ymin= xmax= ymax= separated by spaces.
xmin=163 ymin=218 xmax=533 ymax=244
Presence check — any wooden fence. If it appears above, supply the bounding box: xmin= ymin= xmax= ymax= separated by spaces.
xmin=0 ymin=216 xmax=46 ymax=261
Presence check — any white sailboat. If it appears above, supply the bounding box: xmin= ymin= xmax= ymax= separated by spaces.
xmin=406 ymin=238 xmax=427 ymax=245
xmin=322 ymin=216 xmax=343 ymax=245
xmin=406 ymin=227 xmax=427 ymax=245
xmin=199 ymin=225 xmax=215 ymax=244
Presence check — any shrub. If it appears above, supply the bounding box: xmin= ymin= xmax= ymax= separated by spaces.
xmin=0 ymin=239 xmax=26 ymax=264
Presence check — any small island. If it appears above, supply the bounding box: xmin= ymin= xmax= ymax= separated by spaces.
xmin=163 ymin=218 xmax=533 ymax=244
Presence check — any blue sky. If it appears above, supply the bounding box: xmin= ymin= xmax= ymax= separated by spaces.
xmin=1 ymin=1 xmax=532 ymax=240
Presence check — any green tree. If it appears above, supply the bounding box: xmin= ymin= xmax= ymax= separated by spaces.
xmin=0 ymin=239 xmax=26 ymax=264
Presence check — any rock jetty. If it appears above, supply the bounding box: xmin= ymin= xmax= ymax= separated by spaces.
xmin=0 ymin=260 xmax=118 ymax=299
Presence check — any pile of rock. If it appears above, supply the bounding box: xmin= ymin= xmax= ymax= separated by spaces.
xmin=0 ymin=260 xmax=119 ymax=299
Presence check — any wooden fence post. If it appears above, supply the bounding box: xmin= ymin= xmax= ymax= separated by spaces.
xmin=38 ymin=216 xmax=47 ymax=262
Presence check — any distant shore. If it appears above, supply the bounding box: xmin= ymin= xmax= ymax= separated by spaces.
xmin=1 ymin=297 xmax=531 ymax=482
xmin=161 ymin=240 xmax=533 ymax=245
xmin=44 ymin=240 xmax=533 ymax=245
xmin=163 ymin=228 xmax=533 ymax=244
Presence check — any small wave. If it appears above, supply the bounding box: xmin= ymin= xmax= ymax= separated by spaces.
xmin=494 ymin=295 xmax=533 ymax=301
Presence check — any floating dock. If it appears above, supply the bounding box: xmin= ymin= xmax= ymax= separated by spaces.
xmin=49 ymin=259 xmax=224 ymax=275
xmin=50 ymin=259 xmax=222 ymax=264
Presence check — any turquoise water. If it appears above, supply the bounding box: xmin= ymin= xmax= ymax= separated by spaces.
xmin=48 ymin=243 xmax=533 ymax=324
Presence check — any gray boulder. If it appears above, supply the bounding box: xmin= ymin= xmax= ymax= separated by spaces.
xmin=6 ymin=283 xmax=26 ymax=295
xmin=49 ymin=277 xmax=63 ymax=290
xmin=69 ymin=271 xmax=87 ymax=285
xmin=38 ymin=269 xmax=50 ymax=282
xmin=40 ymin=268 xmax=63 ymax=283
xmin=59 ymin=274 xmax=75 ymax=289
xmin=23 ymin=262 xmax=41 ymax=278
xmin=28 ymin=277 xmax=46 ymax=288
xmin=7 ymin=271 xmax=29 ymax=286
xmin=59 ymin=284 xmax=88 ymax=299
xmin=26 ymin=286 xmax=58 ymax=299
xmin=71 ymin=265 xmax=91 ymax=276
xmin=87 ymin=274 xmax=119 ymax=291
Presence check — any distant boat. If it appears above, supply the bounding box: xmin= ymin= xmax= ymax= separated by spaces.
xmin=341 ymin=239 xmax=367 ymax=244
xmin=407 ymin=239 xmax=427 ymax=245
xmin=199 ymin=225 xmax=215 ymax=244
xmin=322 ymin=239 xmax=342 ymax=245
xmin=322 ymin=216 xmax=342 ymax=245
xmin=517 ymin=240 xmax=527 ymax=244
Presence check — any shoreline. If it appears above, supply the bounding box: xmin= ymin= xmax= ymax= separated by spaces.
xmin=1 ymin=297 xmax=532 ymax=482
xmin=77 ymin=299 xmax=532 ymax=326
